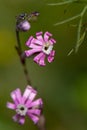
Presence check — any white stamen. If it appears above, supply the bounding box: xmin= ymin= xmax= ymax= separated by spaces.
xmin=16 ymin=104 xmax=28 ymax=116
xmin=42 ymin=44 xmax=53 ymax=55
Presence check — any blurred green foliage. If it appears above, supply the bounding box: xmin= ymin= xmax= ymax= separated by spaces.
xmin=0 ymin=0 xmax=87 ymax=130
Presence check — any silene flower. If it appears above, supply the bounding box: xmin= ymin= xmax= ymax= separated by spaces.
xmin=25 ymin=31 xmax=56 ymax=66
xmin=7 ymin=85 xmax=43 ymax=125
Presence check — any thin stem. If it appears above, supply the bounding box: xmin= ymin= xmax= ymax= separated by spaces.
xmin=75 ymin=5 xmax=87 ymax=52
xmin=47 ymin=0 xmax=87 ymax=6
xmin=47 ymin=0 xmax=78 ymax=6
xmin=67 ymin=48 xmax=74 ymax=56
xmin=16 ymin=30 xmax=22 ymax=52
xmin=75 ymin=17 xmax=82 ymax=52
xmin=23 ymin=62 xmax=31 ymax=85
xmin=81 ymin=5 xmax=87 ymax=16
xmin=52 ymin=4 xmax=87 ymax=52
xmin=15 ymin=29 xmax=31 ymax=85
xmin=54 ymin=14 xmax=81 ymax=26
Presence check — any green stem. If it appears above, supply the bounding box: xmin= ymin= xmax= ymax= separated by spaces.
xmin=47 ymin=0 xmax=78 ymax=6
xmin=54 ymin=14 xmax=80 ymax=26
xmin=52 ymin=4 xmax=87 ymax=52
xmin=47 ymin=0 xmax=87 ymax=6
xmin=75 ymin=17 xmax=82 ymax=52
xmin=75 ymin=5 xmax=87 ymax=52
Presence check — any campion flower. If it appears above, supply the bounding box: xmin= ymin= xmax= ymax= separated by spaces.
xmin=7 ymin=85 xmax=43 ymax=125
xmin=25 ymin=31 xmax=56 ymax=66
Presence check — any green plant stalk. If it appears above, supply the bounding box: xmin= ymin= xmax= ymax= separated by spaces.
xmin=48 ymin=0 xmax=87 ymax=6
xmin=54 ymin=14 xmax=81 ymax=26
xmin=52 ymin=4 xmax=87 ymax=52
xmin=47 ymin=0 xmax=78 ymax=6
xmin=75 ymin=5 xmax=87 ymax=52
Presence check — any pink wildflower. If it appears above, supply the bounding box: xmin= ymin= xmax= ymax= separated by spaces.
xmin=25 ymin=31 xmax=56 ymax=66
xmin=7 ymin=85 xmax=43 ymax=125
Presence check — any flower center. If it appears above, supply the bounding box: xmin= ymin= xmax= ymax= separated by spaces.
xmin=42 ymin=42 xmax=53 ymax=55
xmin=16 ymin=104 xmax=28 ymax=116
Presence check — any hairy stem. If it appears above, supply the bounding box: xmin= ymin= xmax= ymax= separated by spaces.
xmin=15 ymin=29 xmax=31 ymax=85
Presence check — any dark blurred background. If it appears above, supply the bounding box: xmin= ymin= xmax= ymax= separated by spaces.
xmin=0 ymin=0 xmax=87 ymax=130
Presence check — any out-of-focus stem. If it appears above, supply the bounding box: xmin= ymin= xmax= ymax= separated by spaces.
xmin=75 ymin=5 xmax=87 ymax=52
xmin=54 ymin=14 xmax=80 ymax=26
xmin=47 ymin=0 xmax=77 ymax=6
xmin=37 ymin=114 xmax=46 ymax=130
xmin=47 ymin=0 xmax=87 ymax=6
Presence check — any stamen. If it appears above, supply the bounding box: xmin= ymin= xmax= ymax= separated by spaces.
xmin=44 ymin=46 xmax=48 ymax=50
xmin=16 ymin=104 xmax=28 ymax=116
xmin=42 ymin=43 xmax=53 ymax=55
xmin=20 ymin=107 xmax=24 ymax=111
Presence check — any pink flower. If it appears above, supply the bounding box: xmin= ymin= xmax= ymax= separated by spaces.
xmin=25 ymin=31 xmax=56 ymax=66
xmin=7 ymin=86 xmax=43 ymax=125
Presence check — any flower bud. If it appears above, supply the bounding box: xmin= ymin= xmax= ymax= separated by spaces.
xmin=17 ymin=20 xmax=31 ymax=32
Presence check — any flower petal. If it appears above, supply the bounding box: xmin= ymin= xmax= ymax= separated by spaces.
xmin=48 ymin=56 xmax=54 ymax=63
xmin=26 ymin=36 xmax=33 ymax=46
xmin=14 ymin=88 xmax=22 ymax=103
xmin=19 ymin=116 xmax=25 ymax=125
xmin=47 ymin=50 xmax=55 ymax=63
xmin=26 ymin=36 xmax=43 ymax=47
xmin=49 ymin=38 xmax=56 ymax=45
xmin=29 ymin=98 xmax=43 ymax=108
xmin=34 ymin=52 xmax=45 ymax=65
xmin=22 ymin=86 xmax=37 ymax=103
xmin=38 ymin=54 xmax=46 ymax=66
xmin=11 ymin=90 xmax=19 ymax=105
xmin=28 ymin=109 xmax=41 ymax=116
xmin=28 ymin=113 xmax=39 ymax=124
xmin=29 ymin=42 xmax=42 ymax=49
xmin=44 ymin=31 xmax=52 ymax=42
xmin=36 ymin=32 xmax=44 ymax=44
xmin=6 ymin=102 xmax=16 ymax=109
xmin=50 ymin=50 xmax=55 ymax=56
xmin=32 ymin=38 xmax=43 ymax=46
xmin=25 ymin=48 xmax=41 ymax=57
